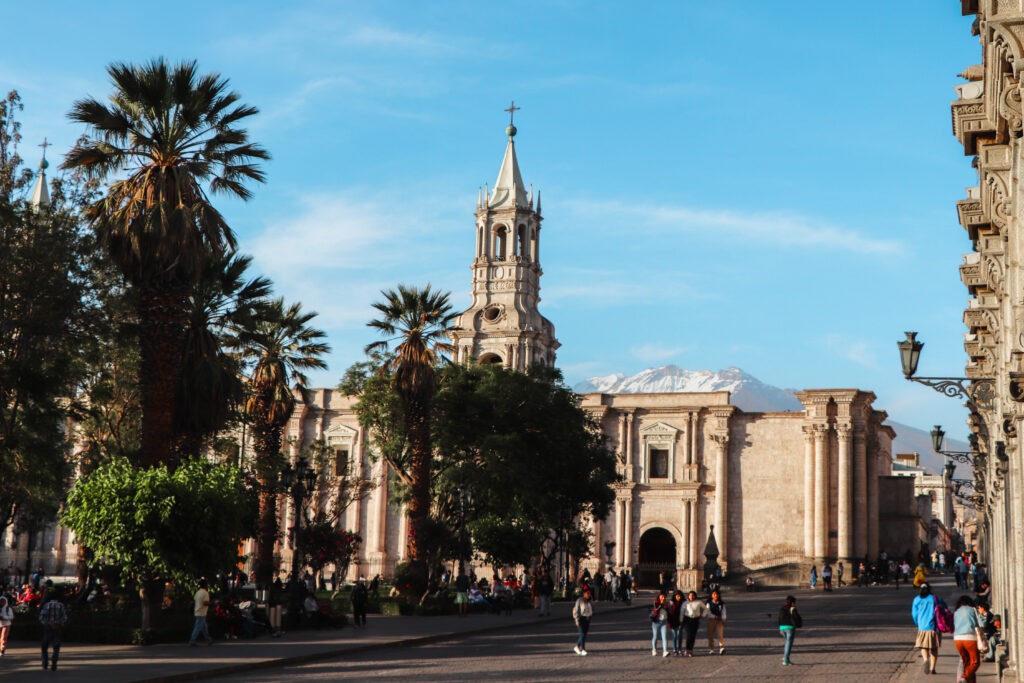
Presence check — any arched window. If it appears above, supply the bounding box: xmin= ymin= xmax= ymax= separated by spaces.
xmin=518 ymin=224 xmax=528 ymax=259
xmin=493 ymin=226 xmax=507 ymax=260
xmin=478 ymin=353 xmax=503 ymax=365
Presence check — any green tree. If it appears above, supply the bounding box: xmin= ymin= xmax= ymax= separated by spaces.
xmin=63 ymin=59 xmax=269 ymax=469
xmin=61 ymin=457 xmax=256 ymax=630
xmin=233 ymin=299 xmax=329 ymax=585
xmin=431 ymin=363 xmax=618 ymax=574
xmin=364 ymin=285 xmax=455 ymax=585
xmin=175 ymin=252 xmax=271 ymax=458
xmin=0 ymin=91 xmax=91 ymax=538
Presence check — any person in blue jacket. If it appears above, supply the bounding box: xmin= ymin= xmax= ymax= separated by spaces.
xmin=912 ymin=582 xmax=945 ymax=674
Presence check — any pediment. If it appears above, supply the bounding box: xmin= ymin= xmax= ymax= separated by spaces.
xmin=640 ymin=422 xmax=679 ymax=439
xmin=323 ymin=423 xmax=357 ymax=445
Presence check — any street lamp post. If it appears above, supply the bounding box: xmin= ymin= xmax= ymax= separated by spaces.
xmin=930 ymin=425 xmax=975 ymax=465
xmin=896 ymin=332 xmax=994 ymax=412
xmin=281 ymin=456 xmax=318 ymax=623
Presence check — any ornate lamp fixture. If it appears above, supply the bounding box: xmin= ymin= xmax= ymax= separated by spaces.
xmin=897 ymin=332 xmax=994 ymax=412
xmin=930 ymin=425 xmax=974 ymax=464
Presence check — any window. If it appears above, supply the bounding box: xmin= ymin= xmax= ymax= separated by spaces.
xmin=334 ymin=448 xmax=349 ymax=477
xmin=649 ymin=448 xmax=669 ymax=479
xmin=493 ymin=226 xmax=507 ymax=260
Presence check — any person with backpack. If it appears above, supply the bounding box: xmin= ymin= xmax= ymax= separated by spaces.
xmin=778 ymin=595 xmax=802 ymax=665
xmin=706 ymin=589 xmax=727 ymax=655
xmin=912 ymin=582 xmax=950 ymax=674
xmin=649 ymin=592 xmax=670 ymax=657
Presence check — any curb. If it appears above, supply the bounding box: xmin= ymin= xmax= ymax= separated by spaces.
xmin=136 ymin=601 xmax=645 ymax=683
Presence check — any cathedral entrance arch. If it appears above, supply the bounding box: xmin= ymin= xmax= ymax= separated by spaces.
xmin=637 ymin=527 xmax=677 ymax=589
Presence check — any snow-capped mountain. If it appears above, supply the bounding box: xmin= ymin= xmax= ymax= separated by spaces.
xmin=574 ymin=365 xmax=803 ymax=412
xmin=574 ymin=365 xmax=968 ymax=475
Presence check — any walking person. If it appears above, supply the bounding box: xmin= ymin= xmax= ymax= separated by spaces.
xmin=188 ymin=579 xmax=214 ymax=646
xmin=537 ymin=569 xmax=554 ymax=617
xmin=953 ymin=595 xmax=986 ymax=683
xmin=778 ymin=595 xmax=802 ymax=666
xmin=668 ymin=590 xmax=684 ymax=655
xmin=649 ymin=592 xmax=670 ymax=657
xmin=681 ymin=590 xmax=709 ymax=656
xmin=836 ymin=561 xmax=845 ymax=588
xmin=0 ymin=595 xmax=12 ymax=656
xmin=351 ymin=577 xmax=369 ymax=627
xmin=572 ymin=588 xmax=593 ymax=656
xmin=912 ymin=582 xmax=944 ymax=674
xmin=809 ymin=564 xmax=818 ymax=590
xmin=38 ymin=589 xmax=67 ymax=671
xmin=706 ymin=589 xmax=727 ymax=655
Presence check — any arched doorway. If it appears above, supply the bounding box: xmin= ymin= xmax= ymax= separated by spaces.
xmin=637 ymin=527 xmax=677 ymax=589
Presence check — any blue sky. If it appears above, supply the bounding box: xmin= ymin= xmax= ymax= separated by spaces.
xmin=6 ymin=2 xmax=979 ymax=436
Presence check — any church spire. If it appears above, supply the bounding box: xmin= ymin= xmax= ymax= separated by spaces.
xmin=30 ymin=138 xmax=51 ymax=210
xmin=489 ymin=101 xmax=528 ymax=209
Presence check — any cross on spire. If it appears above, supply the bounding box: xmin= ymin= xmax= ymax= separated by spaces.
xmin=39 ymin=137 xmax=51 ymax=160
xmin=505 ymin=101 xmax=520 ymax=126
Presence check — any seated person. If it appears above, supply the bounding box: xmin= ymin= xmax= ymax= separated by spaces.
xmin=303 ymin=594 xmax=324 ymax=628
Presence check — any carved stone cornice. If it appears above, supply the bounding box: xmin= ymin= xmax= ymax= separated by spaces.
xmin=952 ymin=98 xmax=993 ymax=154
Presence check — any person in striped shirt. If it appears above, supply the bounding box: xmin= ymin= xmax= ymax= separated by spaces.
xmin=39 ymin=589 xmax=67 ymax=671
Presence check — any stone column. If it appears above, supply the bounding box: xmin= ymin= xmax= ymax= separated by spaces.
xmin=837 ymin=424 xmax=853 ymax=563
xmin=681 ymin=499 xmax=691 ymax=567
xmin=688 ymin=500 xmax=698 ymax=569
xmin=853 ymin=425 xmax=867 ymax=559
xmin=712 ymin=434 xmax=729 ymax=568
xmin=866 ymin=443 xmax=879 ymax=559
xmin=803 ymin=426 xmax=815 ymax=558
xmin=615 ymin=499 xmax=625 ymax=566
xmin=685 ymin=414 xmax=694 ymax=465
xmin=371 ymin=461 xmax=389 ymax=571
xmin=813 ymin=425 xmax=829 ymax=561
xmin=623 ymin=496 xmax=633 ymax=569
xmin=625 ymin=413 xmax=635 ymax=482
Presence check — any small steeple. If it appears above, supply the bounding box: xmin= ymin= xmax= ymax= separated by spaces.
xmin=30 ymin=138 xmax=51 ymax=210
xmin=489 ymin=101 xmax=528 ymax=210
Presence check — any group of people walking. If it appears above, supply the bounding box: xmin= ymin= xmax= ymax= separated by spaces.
xmin=648 ymin=589 xmax=727 ymax=658
xmin=911 ymin=581 xmax=998 ymax=683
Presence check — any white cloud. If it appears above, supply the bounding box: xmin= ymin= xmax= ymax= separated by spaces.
xmin=822 ymin=333 xmax=879 ymax=369
xmin=630 ymin=343 xmax=691 ymax=362
xmin=564 ymin=199 xmax=902 ymax=255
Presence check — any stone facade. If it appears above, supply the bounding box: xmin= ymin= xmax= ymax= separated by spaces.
xmin=952 ymin=2 xmax=1024 ymax=678
xmin=1 ymin=120 xmax=909 ymax=595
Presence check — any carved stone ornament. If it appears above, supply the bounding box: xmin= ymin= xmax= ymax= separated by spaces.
xmin=1010 ymin=372 xmax=1024 ymax=403
xmin=999 ymin=78 xmax=1024 ymax=134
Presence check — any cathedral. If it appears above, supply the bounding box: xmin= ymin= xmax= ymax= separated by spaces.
xmin=258 ymin=119 xmax=900 ymax=588
xmin=1 ymin=119 xmax=905 ymax=589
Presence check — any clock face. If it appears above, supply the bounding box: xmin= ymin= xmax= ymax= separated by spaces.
xmin=493 ymin=266 xmax=504 ymax=279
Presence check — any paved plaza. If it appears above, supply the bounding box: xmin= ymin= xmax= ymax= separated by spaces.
xmin=0 ymin=575 xmax=999 ymax=681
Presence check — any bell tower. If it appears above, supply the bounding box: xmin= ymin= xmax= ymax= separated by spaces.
xmin=451 ymin=105 xmax=559 ymax=370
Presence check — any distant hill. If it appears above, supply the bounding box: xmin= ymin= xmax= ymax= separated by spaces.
xmin=574 ymin=365 xmax=969 ymax=475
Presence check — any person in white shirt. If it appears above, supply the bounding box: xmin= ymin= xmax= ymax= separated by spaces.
xmin=572 ymin=588 xmax=594 ymax=656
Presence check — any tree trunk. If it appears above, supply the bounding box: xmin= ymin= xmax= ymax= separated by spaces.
xmin=253 ymin=419 xmax=283 ymax=586
xmin=137 ymin=284 xmax=188 ymax=469
xmin=404 ymin=398 xmax=431 ymax=581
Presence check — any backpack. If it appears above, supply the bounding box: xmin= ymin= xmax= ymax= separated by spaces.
xmin=933 ymin=596 xmax=954 ymax=634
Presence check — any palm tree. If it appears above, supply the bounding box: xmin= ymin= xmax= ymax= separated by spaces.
xmin=63 ymin=58 xmax=269 ymax=468
xmin=366 ymin=284 xmax=456 ymax=578
xmin=233 ymin=298 xmax=329 ymax=585
xmin=175 ymin=251 xmax=271 ymax=458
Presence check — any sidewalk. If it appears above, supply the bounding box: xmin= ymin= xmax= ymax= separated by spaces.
xmin=891 ymin=574 xmax=999 ymax=683
xmin=0 ymin=596 xmax=642 ymax=682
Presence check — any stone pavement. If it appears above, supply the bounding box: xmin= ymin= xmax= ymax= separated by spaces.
xmin=0 ymin=575 xmax=1003 ymax=681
